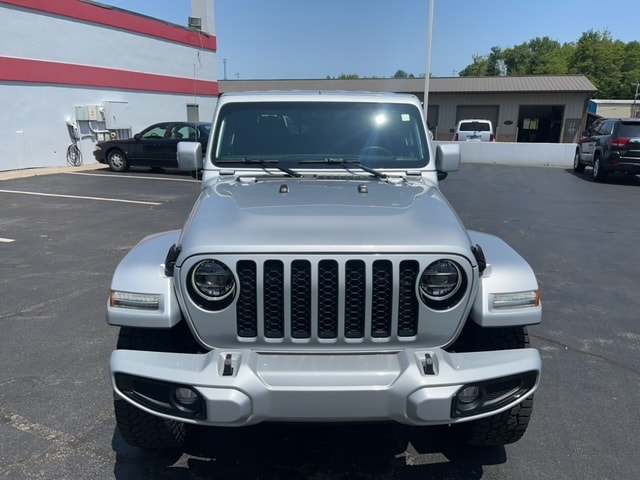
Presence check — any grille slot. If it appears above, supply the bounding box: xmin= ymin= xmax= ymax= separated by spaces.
xmin=235 ymin=258 xmax=422 ymax=342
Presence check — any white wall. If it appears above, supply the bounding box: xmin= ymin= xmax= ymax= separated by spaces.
xmin=0 ymin=84 xmax=217 ymax=171
xmin=435 ymin=141 xmax=577 ymax=168
xmin=1 ymin=2 xmax=217 ymax=171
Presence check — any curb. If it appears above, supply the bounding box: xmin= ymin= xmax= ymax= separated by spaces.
xmin=0 ymin=163 xmax=108 ymax=181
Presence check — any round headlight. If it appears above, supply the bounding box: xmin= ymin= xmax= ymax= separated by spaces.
xmin=191 ymin=260 xmax=235 ymax=301
xmin=419 ymin=260 xmax=464 ymax=308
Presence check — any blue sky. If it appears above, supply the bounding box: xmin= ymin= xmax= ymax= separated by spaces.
xmin=105 ymin=0 xmax=637 ymax=80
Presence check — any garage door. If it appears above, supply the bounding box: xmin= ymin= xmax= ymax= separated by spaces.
xmin=456 ymin=106 xmax=499 ymax=129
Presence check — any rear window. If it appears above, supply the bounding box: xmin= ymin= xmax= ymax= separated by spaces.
xmin=617 ymin=122 xmax=640 ymax=137
xmin=459 ymin=122 xmax=491 ymax=132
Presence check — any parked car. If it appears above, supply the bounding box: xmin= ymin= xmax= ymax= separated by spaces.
xmin=451 ymin=119 xmax=495 ymax=142
xmin=574 ymin=118 xmax=640 ymax=182
xmin=107 ymin=91 xmax=542 ymax=450
xmin=93 ymin=121 xmax=211 ymax=172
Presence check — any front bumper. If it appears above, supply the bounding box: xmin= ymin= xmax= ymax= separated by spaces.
xmin=92 ymin=148 xmax=106 ymax=163
xmin=111 ymin=347 xmax=541 ymax=426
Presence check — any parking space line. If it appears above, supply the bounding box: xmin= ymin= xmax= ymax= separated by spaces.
xmin=70 ymin=172 xmax=200 ymax=183
xmin=0 ymin=189 xmax=162 ymax=205
xmin=0 ymin=238 xmax=15 ymax=243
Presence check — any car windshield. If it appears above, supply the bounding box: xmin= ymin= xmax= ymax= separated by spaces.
xmin=212 ymin=101 xmax=429 ymax=170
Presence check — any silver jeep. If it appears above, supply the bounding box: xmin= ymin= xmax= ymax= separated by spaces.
xmin=107 ymin=91 xmax=541 ymax=449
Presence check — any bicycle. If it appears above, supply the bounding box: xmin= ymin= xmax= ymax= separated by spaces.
xmin=66 ymin=140 xmax=82 ymax=167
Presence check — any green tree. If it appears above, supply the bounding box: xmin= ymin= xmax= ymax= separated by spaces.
xmin=459 ymin=53 xmax=491 ymax=76
xmin=459 ymin=47 xmax=504 ymax=76
xmin=459 ymin=29 xmax=640 ymax=98
xmin=337 ymin=73 xmax=360 ymax=80
xmin=393 ymin=70 xmax=416 ymax=78
xmin=487 ymin=46 xmax=504 ymax=76
xmin=621 ymin=41 xmax=640 ymax=99
xmin=502 ymin=37 xmax=570 ymax=75
xmin=568 ymin=30 xmax=625 ymax=98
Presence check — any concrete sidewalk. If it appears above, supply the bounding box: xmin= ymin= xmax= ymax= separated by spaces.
xmin=0 ymin=162 xmax=108 ymax=181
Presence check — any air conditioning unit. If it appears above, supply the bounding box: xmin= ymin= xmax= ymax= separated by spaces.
xmin=188 ymin=17 xmax=202 ymax=30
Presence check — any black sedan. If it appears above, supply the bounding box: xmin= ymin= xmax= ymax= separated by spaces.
xmin=93 ymin=121 xmax=210 ymax=172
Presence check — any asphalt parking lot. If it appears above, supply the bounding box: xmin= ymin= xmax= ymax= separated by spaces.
xmin=1 ymin=163 xmax=638 ymax=479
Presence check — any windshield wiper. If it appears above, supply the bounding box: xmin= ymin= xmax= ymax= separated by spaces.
xmin=299 ymin=158 xmax=388 ymax=180
xmin=215 ymin=158 xmax=302 ymax=177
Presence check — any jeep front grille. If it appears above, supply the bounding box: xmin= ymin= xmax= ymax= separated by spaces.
xmin=234 ymin=258 xmax=420 ymax=341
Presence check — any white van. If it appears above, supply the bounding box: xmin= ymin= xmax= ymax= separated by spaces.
xmin=452 ymin=119 xmax=495 ymax=142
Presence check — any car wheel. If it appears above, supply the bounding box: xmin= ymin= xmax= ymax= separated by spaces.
xmin=592 ymin=154 xmax=607 ymax=182
xmin=450 ymin=324 xmax=536 ymax=446
xmin=573 ymin=149 xmax=585 ymax=173
xmin=460 ymin=396 xmax=534 ymax=446
xmin=114 ymin=397 xmax=186 ymax=450
xmin=112 ymin=324 xmax=201 ymax=449
xmin=107 ymin=149 xmax=129 ymax=172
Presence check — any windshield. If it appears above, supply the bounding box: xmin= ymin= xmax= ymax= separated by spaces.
xmin=212 ymin=101 xmax=429 ymax=169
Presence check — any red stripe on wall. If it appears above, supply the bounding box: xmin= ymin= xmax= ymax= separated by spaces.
xmin=0 ymin=57 xmax=219 ymax=96
xmin=1 ymin=0 xmax=216 ymax=51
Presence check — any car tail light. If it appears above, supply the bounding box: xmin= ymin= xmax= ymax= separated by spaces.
xmin=490 ymin=134 xmax=495 ymax=142
xmin=454 ymin=133 xmax=459 ymax=141
xmin=611 ymin=137 xmax=630 ymax=147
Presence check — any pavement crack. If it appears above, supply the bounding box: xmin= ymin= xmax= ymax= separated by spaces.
xmin=531 ymin=333 xmax=640 ymax=376
xmin=0 ymin=407 xmax=115 ymax=472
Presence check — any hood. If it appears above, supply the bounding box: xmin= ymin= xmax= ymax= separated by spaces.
xmin=177 ymin=177 xmax=472 ymax=258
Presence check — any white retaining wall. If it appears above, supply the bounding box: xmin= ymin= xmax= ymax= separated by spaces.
xmin=435 ymin=141 xmax=577 ymax=168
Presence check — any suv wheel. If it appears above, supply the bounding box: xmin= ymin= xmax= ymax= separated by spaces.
xmin=573 ymin=149 xmax=585 ymax=173
xmin=592 ymin=154 xmax=607 ymax=182
xmin=114 ymin=398 xmax=186 ymax=450
xmin=451 ymin=324 xmax=535 ymax=446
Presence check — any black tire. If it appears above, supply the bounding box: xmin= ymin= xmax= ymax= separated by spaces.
xmin=107 ymin=149 xmax=129 ymax=172
xmin=113 ymin=324 xmax=201 ymax=449
xmin=460 ymin=396 xmax=534 ymax=446
xmin=451 ymin=324 xmax=535 ymax=446
xmin=573 ymin=148 xmax=585 ymax=173
xmin=114 ymin=398 xmax=186 ymax=450
xmin=592 ymin=154 xmax=607 ymax=182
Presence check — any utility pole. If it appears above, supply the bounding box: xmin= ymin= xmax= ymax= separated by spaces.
xmin=223 ymin=58 xmax=227 ymax=80
xmin=423 ymin=0 xmax=434 ymax=117
xmin=632 ymin=82 xmax=639 ymax=118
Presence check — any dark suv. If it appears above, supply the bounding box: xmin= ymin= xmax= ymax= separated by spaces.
xmin=574 ymin=118 xmax=640 ymax=182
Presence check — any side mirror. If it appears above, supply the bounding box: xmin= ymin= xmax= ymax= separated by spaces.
xmin=449 ymin=128 xmax=455 ymax=133
xmin=134 ymin=133 xmax=142 ymax=140
xmin=435 ymin=143 xmax=461 ymax=174
xmin=177 ymin=141 xmax=203 ymax=171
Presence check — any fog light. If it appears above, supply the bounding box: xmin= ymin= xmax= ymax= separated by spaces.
xmin=174 ymin=387 xmax=199 ymax=406
xmin=458 ymin=385 xmax=480 ymax=404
